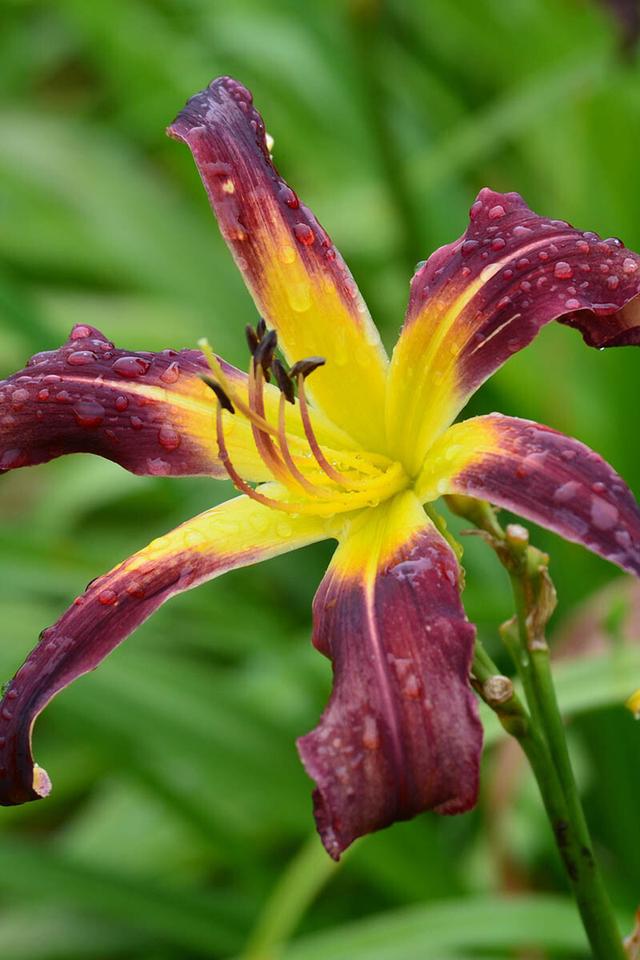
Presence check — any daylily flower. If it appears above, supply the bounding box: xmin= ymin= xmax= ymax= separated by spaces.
xmin=1 ymin=76 xmax=640 ymax=859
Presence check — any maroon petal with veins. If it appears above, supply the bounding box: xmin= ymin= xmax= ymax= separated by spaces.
xmin=0 ymin=324 xmax=272 ymax=481
xmin=297 ymin=492 xmax=482 ymax=859
xmin=420 ymin=414 xmax=640 ymax=576
xmin=388 ymin=189 xmax=640 ymax=474
xmin=0 ymin=496 xmax=326 ymax=804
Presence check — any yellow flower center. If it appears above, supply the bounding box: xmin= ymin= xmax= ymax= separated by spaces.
xmin=201 ymin=336 xmax=410 ymax=518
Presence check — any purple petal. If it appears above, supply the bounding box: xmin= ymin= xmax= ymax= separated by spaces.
xmin=167 ymin=76 xmax=388 ymax=449
xmin=420 ymin=414 xmax=640 ymax=576
xmin=0 ymin=496 xmax=327 ymax=805
xmin=0 ymin=324 xmax=271 ymax=481
xmin=388 ymin=189 xmax=640 ymax=473
xmin=297 ymin=493 xmax=482 ymax=859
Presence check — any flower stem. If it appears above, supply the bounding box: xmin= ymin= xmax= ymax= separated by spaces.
xmin=454 ymin=496 xmax=627 ymax=959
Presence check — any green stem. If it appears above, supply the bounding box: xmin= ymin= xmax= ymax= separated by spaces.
xmin=473 ymin=639 xmax=625 ymax=959
xmin=451 ymin=499 xmax=626 ymax=958
xmin=241 ymin=832 xmax=343 ymax=960
xmin=509 ymin=577 xmax=626 ymax=959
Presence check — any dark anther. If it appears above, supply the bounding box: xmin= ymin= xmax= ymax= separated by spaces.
xmin=289 ymin=356 xmax=326 ymax=379
xmin=273 ymin=358 xmax=295 ymax=403
xmin=256 ymin=317 xmax=267 ymax=340
xmin=245 ymin=324 xmax=259 ymax=356
xmin=201 ymin=375 xmax=235 ymax=414
xmin=254 ymin=329 xmax=278 ymax=380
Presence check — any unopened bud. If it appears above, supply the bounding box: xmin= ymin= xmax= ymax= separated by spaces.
xmin=506 ymin=523 xmax=529 ymax=549
xmin=483 ymin=674 xmax=514 ymax=706
xmin=627 ymin=689 xmax=640 ymax=719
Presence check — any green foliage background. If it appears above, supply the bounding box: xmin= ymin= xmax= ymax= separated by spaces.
xmin=1 ymin=0 xmax=640 ymax=956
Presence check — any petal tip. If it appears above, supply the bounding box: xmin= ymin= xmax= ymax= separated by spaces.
xmin=32 ymin=763 xmax=51 ymax=799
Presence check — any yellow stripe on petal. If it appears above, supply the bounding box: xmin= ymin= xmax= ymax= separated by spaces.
xmin=168 ymin=77 xmax=388 ymax=451
xmin=386 ymin=264 xmax=500 ymax=477
xmin=416 ymin=417 xmax=498 ymax=502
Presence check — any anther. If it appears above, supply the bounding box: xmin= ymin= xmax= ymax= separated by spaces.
xmin=273 ymin=358 xmax=295 ymax=404
xmin=245 ymin=324 xmax=259 ymax=356
xmin=256 ymin=317 xmax=267 ymax=340
xmin=201 ymin=375 xmax=235 ymax=413
xmin=289 ymin=356 xmax=326 ymax=379
xmin=254 ymin=329 xmax=278 ymax=381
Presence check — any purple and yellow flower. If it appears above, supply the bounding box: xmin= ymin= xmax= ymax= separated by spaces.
xmin=1 ymin=76 xmax=640 ymax=859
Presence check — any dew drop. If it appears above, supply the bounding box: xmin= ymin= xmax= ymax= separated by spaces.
xmin=97 ymin=589 xmax=117 ymax=606
xmin=279 ymin=184 xmax=299 ymax=208
xmin=73 ymin=400 xmax=105 ymax=428
xmin=565 ymin=298 xmax=581 ymax=310
xmin=113 ymin=356 xmax=151 ymax=378
xmin=293 ymin=222 xmax=314 ymax=245
xmin=0 ymin=449 xmax=27 ymax=469
xmin=607 ymin=275 xmax=620 ymax=290
xmin=488 ymin=204 xmax=505 ymax=220
xmin=147 ymin=457 xmax=169 ymax=475
xmin=11 ymin=388 xmax=29 ymax=409
xmin=130 ymin=416 xmax=144 ymax=430
xmin=70 ymin=325 xmax=92 ymax=340
xmin=115 ymin=395 xmax=129 ymax=412
xmin=590 ymin=496 xmax=618 ymax=531
xmin=158 ymin=424 xmax=181 ymax=451
xmin=125 ymin=581 xmax=146 ymax=599
xmin=160 ymin=362 xmax=180 ymax=384
xmin=554 ymin=261 xmax=573 ymax=279
xmin=623 ymin=257 xmax=638 ymax=275
xmin=362 ymin=715 xmax=380 ymax=750
xmin=66 ymin=350 xmax=97 ymax=366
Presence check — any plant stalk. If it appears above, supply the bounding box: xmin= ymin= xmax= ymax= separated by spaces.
xmin=455 ymin=497 xmax=627 ymax=959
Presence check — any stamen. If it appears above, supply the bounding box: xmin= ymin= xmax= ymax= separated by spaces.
xmin=254 ymin=329 xmax=278 ymax=382
xmin=215 ymin=403 xmax=409 ymax=516
xmin=245 ymin=324 xmax=259 ymax=356
xmin=247 ymin=360 xmax=293 ymax=487
xmin=273 ymin=358 xmax=295 ymax=404
xmin=201 ymin=375 xmax=235 ymax=413
xmin=256 ymin=317 xmax=267 ymax=340
xmin=277 ymin=392 xmax=331 ymax=497
xmin=296 ymin=370 xmax=351 ymax=486
xmin=198 ymin=338 xmax=280 ymax=438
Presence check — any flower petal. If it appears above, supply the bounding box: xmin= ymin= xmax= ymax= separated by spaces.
xmin=0 ymin=324 xmax=348 ymax=481
xmin=0 ymin=494 xmax=327 ymax=805
xmin=419 ymin=414 xmax=640 ymax=576
xmin=387 ymin=189 xmax=640 ymax=475
xmin=167 ymin=77 xmax=388 ymax=450
xmin=297 ymin=491 xmax=482 ymax=859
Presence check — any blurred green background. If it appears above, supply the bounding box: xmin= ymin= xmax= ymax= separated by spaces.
xmin=1 ymin=0 xmax=640 ymax=957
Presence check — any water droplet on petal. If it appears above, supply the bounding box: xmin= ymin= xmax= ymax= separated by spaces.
xmin=590 ymin=496 xmax=618 ymax=530
xmin=488 ymin=204 xmax=505 ymax=220
xmin=147 ymin=457 xmax=169 ymax=475
xmin=113 ymin=356 xmax=151 ymax=378
xmin=67 ymin=350 xmax=97 ymax=366
xmin=115 ymin=395 xmax=128 ymax=412
xmin=97 ymin=589 xmax=117 ymax=606
xmin=73 ymin=400 xmax=105 ymax=428
xmin=160 ymin=362 xmax=180 ymax=384
xmin=554 ymin=261 xmax=573 ymax=279
xmin=293 ymin=222 xmax=314 ymax=245
xmin=158 ymin=424 xmax=181 ymax=451
xmin=11 ymin=389 xmax=29 ymax=409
